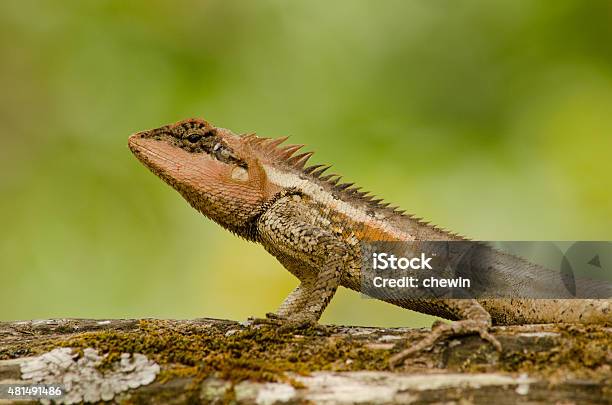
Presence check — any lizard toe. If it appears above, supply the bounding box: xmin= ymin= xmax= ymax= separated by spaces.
xmin=276 ymin=315 xmax=330 ymax=335
xmin=246 ymin=316 xmax=284 ymax=327
xmin=389 ymin=320 xmax=501 ymax=368
xmin=478 ymin=329 xmax=502 ymax=352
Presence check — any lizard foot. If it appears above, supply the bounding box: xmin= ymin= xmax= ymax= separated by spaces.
xmin=277 ymin=314 xmax=331 ymax=334
xmin=245 ymin=313 xmax=285 ymax=326
xmin=247 ymin=313 xmax=330 ymax=334
xmin=389 ymin=319 xmax=502 ymax=368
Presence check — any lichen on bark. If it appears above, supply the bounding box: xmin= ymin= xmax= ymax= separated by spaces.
xmin=19 ymin=347 xmax=159 ymax=404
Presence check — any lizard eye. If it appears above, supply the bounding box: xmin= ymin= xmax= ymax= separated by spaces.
xmin=187 ymin=134 xmax=202 ymax=143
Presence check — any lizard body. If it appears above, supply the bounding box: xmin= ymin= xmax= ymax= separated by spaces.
xmin=128 ymin=118 xmax=610 ymax=363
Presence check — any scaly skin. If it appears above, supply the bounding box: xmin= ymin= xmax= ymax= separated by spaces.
xmin=128 ymin=118 xmax=610 ymax=365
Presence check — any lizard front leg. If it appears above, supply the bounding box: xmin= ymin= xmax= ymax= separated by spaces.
xmin=255 ymin=282 xmax=317 ymax=326
xmin=256 ymin=194 xmax=350 ymax=325
xmin=272 ymin=282 xmax=314 ymax=318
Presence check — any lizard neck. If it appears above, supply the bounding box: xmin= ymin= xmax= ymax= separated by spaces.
xmin=261 ymin=163 xmax=464 ymax=242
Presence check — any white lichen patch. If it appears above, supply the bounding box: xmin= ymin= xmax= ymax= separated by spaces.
xmin=20 ymin=347 xmax=160 ymax=404
xmin=378 ymin=335 xmax=404 ymax=342
xmin=518 ymin=332 xmax=559 ymax=338
xmin=515 ymin=373 xmax=531 ymax=395
xmin=254 ymin=383 xmax=296 ymax=405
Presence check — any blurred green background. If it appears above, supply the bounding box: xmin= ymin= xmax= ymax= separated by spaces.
xmin=1 ymin=1 xmax=611 ymax=326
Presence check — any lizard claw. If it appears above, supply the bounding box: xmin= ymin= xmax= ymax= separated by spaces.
xmin=477 ymin=328 xmax=502 ymax=352
xmin=246 ymin=312 xmax=291 ymax=325
xmin=389 ymin=320 xmax=502 ymax=368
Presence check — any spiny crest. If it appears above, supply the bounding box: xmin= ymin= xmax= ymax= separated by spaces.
xmin=244 ymin=133 xmax=311 ymax=169
xmin=241 ymin=133 xmax=463 ymax=237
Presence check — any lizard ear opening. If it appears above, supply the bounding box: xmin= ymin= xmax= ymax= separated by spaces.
xmin=231 ymin=166 xmax=249 ymax=182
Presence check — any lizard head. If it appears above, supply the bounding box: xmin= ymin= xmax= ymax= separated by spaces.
xmin=128 ymin=118 xmax=282 ymax=238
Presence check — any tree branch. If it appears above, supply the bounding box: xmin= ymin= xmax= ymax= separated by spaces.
xmin=0 ymin=318 xmax=609 ymax=404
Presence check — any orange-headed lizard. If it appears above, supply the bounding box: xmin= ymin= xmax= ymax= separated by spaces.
xmin=128 ymin=118 xmax=610 ymax=365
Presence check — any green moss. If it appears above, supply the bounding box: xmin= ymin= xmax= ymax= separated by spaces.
xmin=2 ymin=320 xmax=609 ymax=393
xmin=461 ymin=324 xmax=612 ymax=381
xmin=47 ymin=320 xmax=389 ymax=385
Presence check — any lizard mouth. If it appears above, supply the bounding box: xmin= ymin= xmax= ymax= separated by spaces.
xmin=127 ymin=129 xmax=157 ymax=154
xmin=127 ymin=132 xmax=223 ymax=187
xmin=128 ymin=134 xmax=175 ymax=167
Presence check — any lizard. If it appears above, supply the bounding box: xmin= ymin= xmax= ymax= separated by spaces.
xmin=127 ymin=117 xmax=611 ymax=365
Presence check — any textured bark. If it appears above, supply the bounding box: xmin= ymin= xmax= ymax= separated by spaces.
xmin=0 ymin=318 xmax=610 ymax=404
